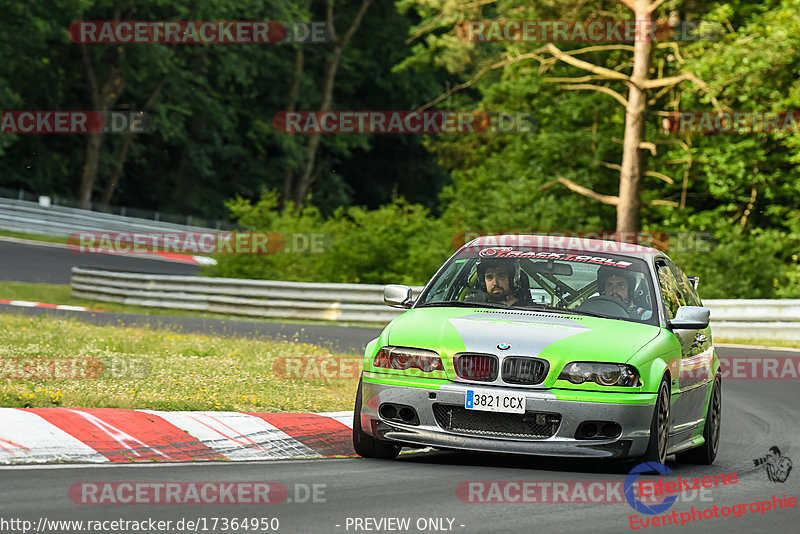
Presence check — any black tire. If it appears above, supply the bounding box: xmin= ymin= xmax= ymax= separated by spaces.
xmin=352 ymin=376 xmax=401 ymax=459
xmin=675 ymin=377 xmax=721 ymax=465
xmin=641 ymin=376 xmax=671 ymax=465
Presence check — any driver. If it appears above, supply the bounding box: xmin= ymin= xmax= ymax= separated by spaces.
xmin=477 ymin=258 xmax=533 ymax=307
xmin=597 ymin=265 xmax=646 ymax=318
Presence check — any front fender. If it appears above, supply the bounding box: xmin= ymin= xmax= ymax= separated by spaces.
xmin=627 ymin=327 xmax=682 ymax=393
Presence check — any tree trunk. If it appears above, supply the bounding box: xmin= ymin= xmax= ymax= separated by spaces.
xmin=77 ymin=3 xmax=124 ymax=209
xmin=280 ymin=0 xmax=310 ymax=210
xmin=292 ymin=0 xmax=372 ymax=210
xmin=99 ymin=133 xmax=133 ymax=207
xmin=79 ymin=132 xmax=103 ymax=209
xmin=293 ymin=51 xmax=339 ymax=207
xmin=616 ymin=0 xmax=654 ymax=235
xmin=100 ymin=76 xmax=166 ymax=206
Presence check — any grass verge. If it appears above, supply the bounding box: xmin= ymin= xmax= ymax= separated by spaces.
xmin=0 ymin=313 xmax=361 ymax=411
xmin=0 ymin=281 xmax=387 ymax=328
xmin=0 ymin=229 xmax=68 ymax=245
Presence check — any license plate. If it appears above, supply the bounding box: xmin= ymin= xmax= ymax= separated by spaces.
xmin=465 ymin=389 xmax=526 ymax=414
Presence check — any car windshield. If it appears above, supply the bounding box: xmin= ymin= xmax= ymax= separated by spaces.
xmin=417 ymin=247 xmax=658 ymax=325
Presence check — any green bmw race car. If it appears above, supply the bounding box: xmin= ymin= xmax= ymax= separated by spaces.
xmin=353 ymin=235 xmax=721 ymax=465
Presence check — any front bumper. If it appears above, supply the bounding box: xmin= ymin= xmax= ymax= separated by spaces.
xmin=360 ymin=377 xmax=656 ymax=458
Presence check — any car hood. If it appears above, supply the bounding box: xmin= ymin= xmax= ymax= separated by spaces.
xmin=386 ymin=307 xmax=661 ymax=373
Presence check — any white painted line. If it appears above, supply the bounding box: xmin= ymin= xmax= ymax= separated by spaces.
xmin=192 ymin=256 xmax=218 ymax=266
xmin=0 ymin=457 xmax=353 ymax=470
xmin=138 ymin=410 xmax=322 ymax=461
xmin=8 ymin=300 xmax=39 ymax=307
xmin=716 ymin=343 xmax=800 ymax=353
xmin=0 ymin=409 xmax=108 ymax=464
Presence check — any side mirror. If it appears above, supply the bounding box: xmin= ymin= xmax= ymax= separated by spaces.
xmin=669 ymin=306 xmax=710 ymax=330
xmin=384 ymin=284 xmax=413 ymax=308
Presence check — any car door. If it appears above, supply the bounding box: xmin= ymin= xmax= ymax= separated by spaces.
xmin=654 ymin=259 xmax=710 ymax=443
xmin=668 ymin=258 xmax=715 ymax=414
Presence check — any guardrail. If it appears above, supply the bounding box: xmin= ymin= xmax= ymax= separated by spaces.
xmin=69 ymin=268 xmax=800 ymax=337
xmin=702 ymin=299 xmax=800 ymax=340
xmin=70 ymin=267 xmax=425 ymax=323
xmin=0 ymin=197 xmax=221 ymax=238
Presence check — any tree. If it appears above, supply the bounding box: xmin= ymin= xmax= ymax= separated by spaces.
xmin=286 ymin=0 xmax=373 ymax=208
xmin=397 ymin=0 xmax=720 ymax=234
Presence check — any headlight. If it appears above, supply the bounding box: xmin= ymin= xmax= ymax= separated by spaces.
xmin=373 ymin=347 xmax=444 ymax=373
xmin=558 ymin=362 xmax=639 ymax=387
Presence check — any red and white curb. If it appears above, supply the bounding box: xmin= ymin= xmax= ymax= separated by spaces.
xmin=156 ymin=252 xmax=217 ymax=265
xmin=0 ymin=235 xmax=215 ymax=266
xmin=0 ymin=299 xmax=105 ymax=312
xmin=0 ymin=408 xmax=354 ymax=464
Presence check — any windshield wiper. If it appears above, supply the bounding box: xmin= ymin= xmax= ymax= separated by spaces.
xmin=512 ymin=304 xmax=565 ymax=313
xmin=419 ymin=301 xmax=510 ymax=309
xmin=558 ymin=308 xmax=626 ymax=321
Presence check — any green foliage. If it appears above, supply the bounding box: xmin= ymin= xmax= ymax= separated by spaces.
xmin=3 ymin=0 xmax=800 ymax=298
xmin=0 ymin=0 xmax=444 ymax=217
xmin=209 ymin=191 xmax=451 ymax=285
xmin=670 ymin=228 xmax=800 ymax=299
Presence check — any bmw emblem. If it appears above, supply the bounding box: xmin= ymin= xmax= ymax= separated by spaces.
xmin=497 ymin=343 xmax=511 ymax=350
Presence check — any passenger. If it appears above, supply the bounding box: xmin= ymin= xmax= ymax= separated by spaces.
xmin=597 ymin=265 xmax=646 ymax=318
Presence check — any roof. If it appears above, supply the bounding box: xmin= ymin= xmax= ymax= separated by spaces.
xmin=462 ymin=234 xmax=665 ymax=258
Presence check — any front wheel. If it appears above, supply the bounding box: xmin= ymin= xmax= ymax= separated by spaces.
xmin=352 ymin=376 xmax=401 ymax=459
xmin=675 ymin=377 xmax=721 ymax=465
xmin=641 ymin=376 xmax=671 ymax=465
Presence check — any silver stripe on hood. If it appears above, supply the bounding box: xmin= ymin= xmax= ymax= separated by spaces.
xmin=448 ymin=312 xmax=590 ymax=357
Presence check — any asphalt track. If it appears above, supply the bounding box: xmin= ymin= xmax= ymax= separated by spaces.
xmin=0 ymin=345 xmax=798 ymax=534
xmin=0 ymin=238 xmax=199 ymax=284
xmin=2 ymin=239 xmax=799 ymax=533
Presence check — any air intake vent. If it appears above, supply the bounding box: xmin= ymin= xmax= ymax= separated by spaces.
xmin=453 ymin=353 xmax=498 ymax=382
xmin=502 ymin=356 xmax=549 ymax=385
xmin=432 ymin=404 xmax=561 ymax=439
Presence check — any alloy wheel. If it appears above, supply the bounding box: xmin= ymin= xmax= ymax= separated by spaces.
xmin=657 ymin=382 xmax=670 ymax=464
